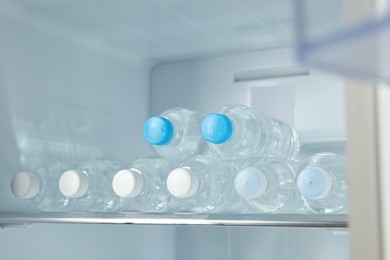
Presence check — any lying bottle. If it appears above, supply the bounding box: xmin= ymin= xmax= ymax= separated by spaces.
xmin=11 ymin=162 xmax=76 ymax=212
xmin=112 ymin=157 xmax=176 ymax=213
xmin=296 ymin=152 xmax=348 ymax=214
xmin=143 ymin=107 xmax=206 ymax=164
xmin=59 ymin=160 xmax=122 ymax=212
xmin=200 ymin=104 xmax=300 ymax=161
xmin=166 ymin=155 xmax=245 ymax=213
xmin=234 ymin=158 xmax=303 ymax=213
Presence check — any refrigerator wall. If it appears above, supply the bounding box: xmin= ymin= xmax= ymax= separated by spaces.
xmin=0 ymin=224 xmax=176 ymax=260
xmin=0 ymin=11 xmax=154 ymax=211
xmin=151 ymin=48 xmax=346 ymax=146
xmin=176 ymin=226 xmax=349 ymax=260
xmin=0 ymin=225 xmax=349 ymax=260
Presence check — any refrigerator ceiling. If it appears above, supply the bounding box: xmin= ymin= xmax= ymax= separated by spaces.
xmin=0 ymin=0 xmax=295 ymax=63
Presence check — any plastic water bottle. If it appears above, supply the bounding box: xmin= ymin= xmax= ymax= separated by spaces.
xmin=234 ymin=158 xmax=302 ymax=213
xmin=11 ymin=162 xmax=76 ymax=212
xmin=200 ymin=104 xmax=300 ymax=161
xmin=296 ymin=153 xmax=348 ymax=214
xmin=59 ymin=160 xmax=122 ymax=212
xmin=143 ymin=107 xmax=206 ymax=164
xmin=112 ymin=157 xmax=176 ymax=213
xmin=166 ymin=155 xmax=245 ymax=213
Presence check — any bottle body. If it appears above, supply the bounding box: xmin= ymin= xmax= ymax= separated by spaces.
xmin=11 ymin=162 xmax=76 ymax=212
xmin=113 ymin=157 xmax=176 ymax=213
xmin=235 ymin=158 xmax=302 ymax=213
xmin=59 ymin=160 xmax=122 ymax=212
xmin=296 ymin=153 xmax=348 ymax=214
xmin=201 ymin=104 xmax=300 ymax=161
xmin=143 ymin=107 xmax=206 ymax=164
xmin=167 ymin=155 xmax=245 ymax=213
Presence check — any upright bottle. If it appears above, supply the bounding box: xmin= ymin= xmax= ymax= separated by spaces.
xmin=296 ymin=153 xmax=348 ymax=214
xmin=11 ymin=162 xmax=76 ymax=212
xmin=200 ymin=104 xmax=300 ymax=161
xmin=166 ymin=155 xmax=245 ymax=213
xmin=143 ymin=107 xmax=206 ymax=165
xmin=59 ymin=160 xmax=122 ymax=212
xmin=234 ymin=158 xmax=302 ymax=213
xmin=112 ymin=157 xmax=176 ymax=213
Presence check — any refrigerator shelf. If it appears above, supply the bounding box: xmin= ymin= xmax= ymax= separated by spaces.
xmin=0 ymin=212 xmax=347 ymax=228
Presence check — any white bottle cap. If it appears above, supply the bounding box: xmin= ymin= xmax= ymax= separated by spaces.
xmin=112 ymin=169 xmax=143 ymax=198
xmin=11 ymin=172 xmax=41 ymax=199
xmin=234 ymin=167 xmax=268 ymax=199
xmin=167 ymin=168 xmax=199 ymax=198
xmin=297 ymin=167 xmax=333 ymax=200
xmin=59 ymin=170 xmax=89 ymax=198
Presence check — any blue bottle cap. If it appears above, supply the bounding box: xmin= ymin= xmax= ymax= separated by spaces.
xmin=297 ymin=167 xmax=332 ymax=200
xmin=143 ymin=116 xmax=174 ymax=145
xmin=234 ymin=167 xmax=268 ymax=199
xmin=200 ymin=113 xmax=233 ymax=144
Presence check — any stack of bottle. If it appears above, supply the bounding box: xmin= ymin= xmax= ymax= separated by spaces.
xmin=10 ymin=104 xmax=348 ymax=214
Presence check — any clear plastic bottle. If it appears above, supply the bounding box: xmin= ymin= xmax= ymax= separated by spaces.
xmin=296 ymin=153 xmax=348 ymax=214
xmin=59 ymin=160 xmax=122 ymax=212
xmin=166 ymin=155 xmax=245 ymax=213
xmin=11 ymin=162 xmax=76 ymax=212
xmin=200 ymin=104 xmax=300 ymax=161
xmin=143 ymin=107 xmax=206 ymax=164
xmin=234 ymin=158 xmax=302 ymax=213
xmin=112 ymin=157 xmax=176 ymax=213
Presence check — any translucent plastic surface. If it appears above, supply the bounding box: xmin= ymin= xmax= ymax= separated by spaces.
xmin=297 ymin=0 xmax=390 ymax=83
xmin=202 ymin=104 xmax=299 ymax=161
xmin=115 ymin=157 xmax=177 ymax=213
xmin=62 ymin=160 xmax=123 ymax=212
xmin=235 ymin=158 xmax=302 ymax=213
xmin=169 ymin=155 xmax=245 ymax=213
xmin=297 ymin=153 xmax=348 ymax=214
xmin=12 ymin=162 xmax=76 ymax=212
xmin=149 ymin=108 xmax=206 ymax=165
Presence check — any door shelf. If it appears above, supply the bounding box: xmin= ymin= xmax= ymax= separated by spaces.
xmin=0 ymin=212 xmax=348 ymax=228
xmin=297 ymin=0 xmax=390 ymax=83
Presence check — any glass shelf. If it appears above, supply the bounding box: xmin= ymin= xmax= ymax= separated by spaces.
xmin=0 ymin=212 xmax=348 ymax=228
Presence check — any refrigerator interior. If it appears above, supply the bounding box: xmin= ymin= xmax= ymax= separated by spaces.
xmin=0 ymin=0 xmax=349 ymax=259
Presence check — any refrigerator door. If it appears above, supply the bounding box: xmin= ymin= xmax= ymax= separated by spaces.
xmin=298 ymin=0 xmax=388 ymax=258
xmin=371 ymin=85 xmax=390 ymax=260
xmin=346 ymin=81 xmax=382 ymax=260
xmin=346 ymin=82 xmax=390 ymax=260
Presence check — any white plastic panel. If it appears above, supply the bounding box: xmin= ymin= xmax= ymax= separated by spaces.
xmin=151 ymin=48 xmax=346 ymax=148
xmin=0 ymin=224 xmax=176 ymax=260
xmin=237 ymin=228 xmax=349 ymax=260
xmin=151 ymin=48 xmax=298 ymax=114
xmin=0 ymin=13 xmax=153 ymax=212
xmin=175 ymin=226 xmax=349 ymax=260
xmin=345 ymin=81 xmax=382 ymax=260
xmin=0 ymin=0 xmax=295 ymax=64
xmin=175 ymin=226 xmax=234 ymax=260
xmin=376 ymin=85 xmax=390 ymax=260
xmin=250 ymin=71 xmax=345 ymax=144
xmin=0 ymin=225 xmax=349 ymax=260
